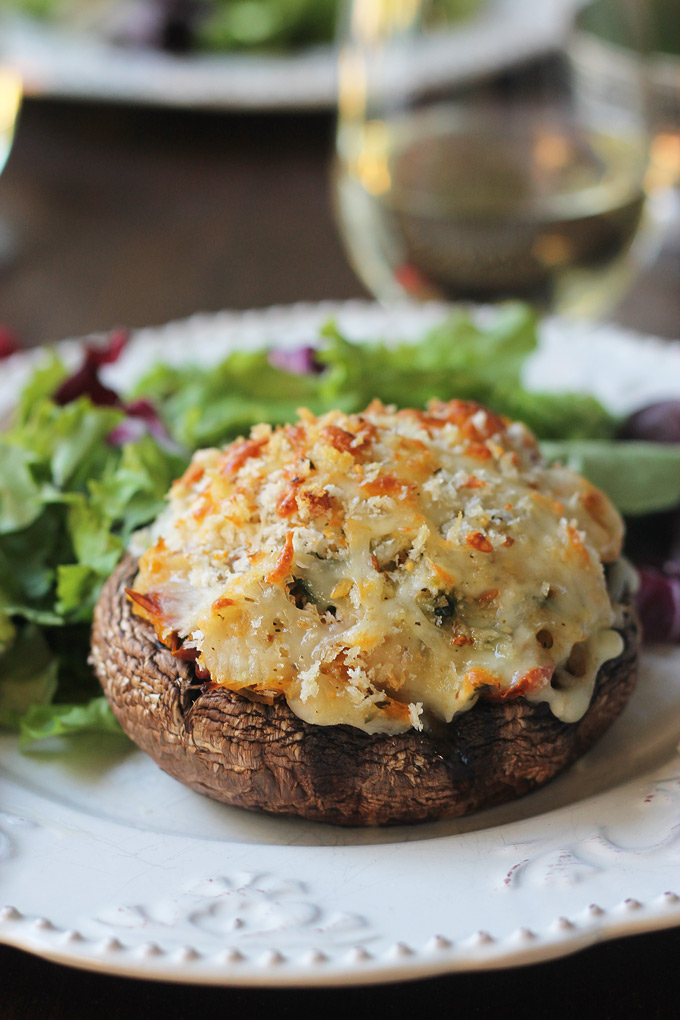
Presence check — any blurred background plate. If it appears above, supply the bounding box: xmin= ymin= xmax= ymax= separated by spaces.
xmin=0 ymin=0 xmax=586 ymax=111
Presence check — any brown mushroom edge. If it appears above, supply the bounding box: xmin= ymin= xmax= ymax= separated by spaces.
xmin=90 ymin=554 xmax=640 ymax=827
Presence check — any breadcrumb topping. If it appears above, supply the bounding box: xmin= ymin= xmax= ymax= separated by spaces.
xmin=128 ymin=399 xmax=625 ymax=734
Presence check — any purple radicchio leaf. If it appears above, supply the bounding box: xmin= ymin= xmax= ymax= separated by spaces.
xmin=52 ymin=328 xmax=176 ymax=449
xmin=53 ymin=329 xmax=129 ymax=407
xmin=635 ymin=567 xmax=680 ymax=644
xmin=107 ymin=399 xmax=177 ymax=451
xmin=619 ymin=400 xmax=680 ymax=444
xmin=0 ymin=325 xmax=20 ymax=360
xmin=269 ymin=345 xmax=323 ymax=376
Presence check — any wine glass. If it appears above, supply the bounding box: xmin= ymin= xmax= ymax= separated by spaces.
xmin=0 ymin=64 xmax=21 ymax=266
xmin=334 ymin=0 xmax=652 ymax=317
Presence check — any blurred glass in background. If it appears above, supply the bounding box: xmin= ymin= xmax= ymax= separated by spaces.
xmin=334 ymin=0 xmax=655 ymax=318
xmin=0 ymin=66 xmax=20 ymax=175
xmin=646 ymin=0 xmax=680 ymax=194
xmin=0 ymin=63 xmax=21 ymax=264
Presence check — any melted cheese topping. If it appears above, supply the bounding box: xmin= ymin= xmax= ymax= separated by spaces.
xmin=129 ymin=399 xmax=625 ymax=735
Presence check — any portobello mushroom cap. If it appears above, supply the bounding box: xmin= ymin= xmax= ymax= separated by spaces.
xmin=91 ymin=554 xmax=639 ymax=827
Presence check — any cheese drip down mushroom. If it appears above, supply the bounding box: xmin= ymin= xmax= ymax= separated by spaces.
xmin=127 ymin=399 xmax=625 ymax=735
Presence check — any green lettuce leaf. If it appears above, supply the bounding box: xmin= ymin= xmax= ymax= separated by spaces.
xmin=0 ymin=444 xmax=47 ymax=532
xmin=495 ymin=387 xmax=618 ymax=441
xmin=0 ymin=612 xmax=15 ymax=654
xmin=0 ymin=624 xmax=58 ymax=729
xmin=540 ymin=440 xmax=680 ymax=515
xmin=0 ymin=390 xmax=191 ymax=740
xmin=134 ymin=350 xmax=324 ymax=449
xmin=86 ymin=436 xmax=187 ymax=540
xmin=136 ymin=303 xmax=613 ymax=451
xmin=317 ymin=303 xmax=539 ymax=412
xmin=0 ymin=511 xmax=65 ymax=621
xmin=19 ymin=697 xmax=124 ymax=747
xmin=15 ymin=350 xmax=68 ymax=423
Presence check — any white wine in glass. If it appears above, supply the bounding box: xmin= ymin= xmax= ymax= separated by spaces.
xmin=335 ymin=0 xmax=652 ymax=317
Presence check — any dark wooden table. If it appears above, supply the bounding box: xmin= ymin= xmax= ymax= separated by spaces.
xmin=1 ymin=97 xmax=679 ymax=1017
xmin=0 ymin=99 xmax=361 ymax=347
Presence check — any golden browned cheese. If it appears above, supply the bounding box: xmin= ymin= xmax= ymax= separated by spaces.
xmin=129 ymin=399 xmax=625 ymax=735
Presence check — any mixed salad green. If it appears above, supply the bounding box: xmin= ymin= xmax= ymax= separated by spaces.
xmin=1 ymin=304 xmax=679 ymax=747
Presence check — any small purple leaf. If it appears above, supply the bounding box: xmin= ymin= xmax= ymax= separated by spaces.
xmin=269 ymin=346 xmax=323 ymax=376
xmin=620 ymin=401 xmax=680 ymax=444
xmin=636 ymin=568 xmax=680 ymax=643
xmin=54 ymin=329 xmax=129 ymax=407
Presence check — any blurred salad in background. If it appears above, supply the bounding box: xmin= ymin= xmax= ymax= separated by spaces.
xmin=3 ymin=0 xmax=486 ymax=53
xmin=0 ymin=303 xmax=679 ymax=747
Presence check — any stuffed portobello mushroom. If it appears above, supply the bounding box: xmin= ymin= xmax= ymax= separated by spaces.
xmin=91 ymin=399 xmax=639 ymax=826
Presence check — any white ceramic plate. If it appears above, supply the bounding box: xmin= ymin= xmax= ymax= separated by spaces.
xmin=1 ymin=300 xmax=680 ymax=987
xmin=0 ymin=0 xmax=583 ymax=110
